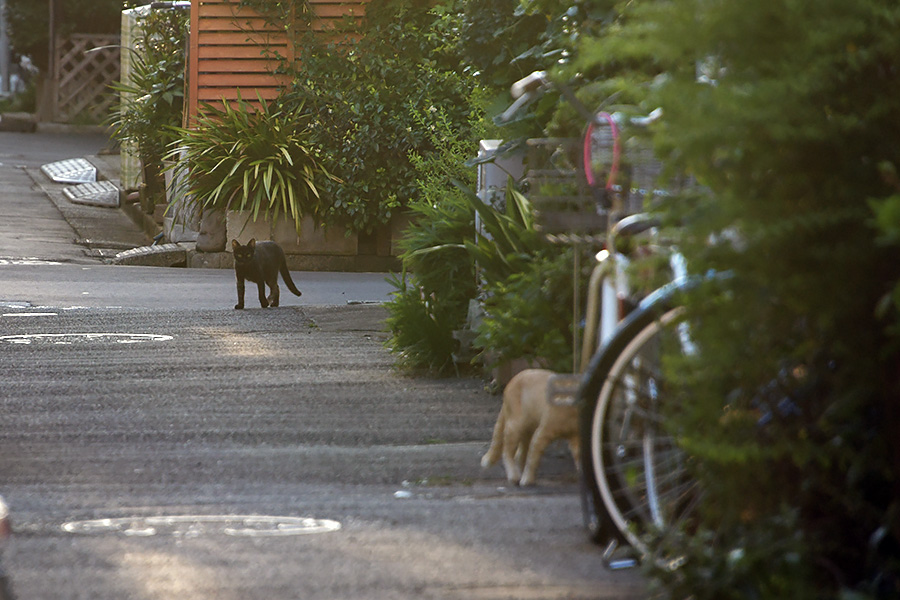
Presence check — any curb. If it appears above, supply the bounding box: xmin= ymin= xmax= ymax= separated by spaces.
xmin=0 ymin=112 xmax=37 ymax=133
xmin=113 ymin=243 xmax=189 ymax=267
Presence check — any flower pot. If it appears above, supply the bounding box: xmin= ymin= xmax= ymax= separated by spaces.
xmin=162 ymin=158 xmax=200 ymax=243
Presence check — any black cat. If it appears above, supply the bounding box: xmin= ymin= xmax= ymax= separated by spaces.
xmin=232 ymin=239 xmax=302 ymax=309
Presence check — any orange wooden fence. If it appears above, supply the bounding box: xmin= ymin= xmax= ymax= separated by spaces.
xmin=187 ymin=0 xmax=368 ymax=120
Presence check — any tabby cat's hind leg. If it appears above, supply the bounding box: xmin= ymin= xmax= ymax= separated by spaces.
xmin=501 ymin=424 xmax=523 ymax=484
xmin=519 ymin=425 xmax=552 ymax=487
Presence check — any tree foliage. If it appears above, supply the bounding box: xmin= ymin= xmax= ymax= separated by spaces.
xmin=4 ymin=0 xmax=126 ymax=70
xmin=278 ymin=0 xmax=484 ymax=232
xmin=382 ymin=0 xmax=613 ymax=374
xmin=455 ymin=0 xmax=548 ymax=89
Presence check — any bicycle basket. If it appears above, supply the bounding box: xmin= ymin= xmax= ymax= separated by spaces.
xmin=523 ymin=137 xmax=608 ymax=239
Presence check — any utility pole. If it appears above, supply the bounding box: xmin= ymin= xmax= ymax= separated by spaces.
xmin=46 ymin=0 xmax=56 ymax=119
xmin=0 ymin=0 xmax=10 ymax=95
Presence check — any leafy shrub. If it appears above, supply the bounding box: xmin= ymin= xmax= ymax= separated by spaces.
xmin=0 ymin=79 xmax=36 ymax=113
xmin=280 ymin=0 xmax=485 ymax=232
xmin=384 ymin=105 xmax=482 ymax=374
xmin=384 ymin=266 xmax=471 ymax=374
xmin=476 ymin=247 xmax=581 ymax=373
xmin=387 ymin=172 xmax=586 ymax=374
xmin=167 ymin=95 xmax=331 ymax=232
xmin=383 ymin=191 xmax=476 ymax=373
xmin=453 ymin=182 xmax=586 ymax=372
xmin=576 ymin=0 xmax=900 ymax=597
xmin=109 ymin=5 xmax=188 ymax=198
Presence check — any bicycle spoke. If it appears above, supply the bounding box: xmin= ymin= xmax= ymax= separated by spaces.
xmin=602 ymin=434 xmax=679 ymax=451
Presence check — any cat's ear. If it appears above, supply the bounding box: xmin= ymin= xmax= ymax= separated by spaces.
xmin=232 ymin=239 xmax=240 ymax=250
xmin=248 ymin=238 xmax=256 ymax=249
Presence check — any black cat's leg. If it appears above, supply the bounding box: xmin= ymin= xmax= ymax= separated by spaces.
xmin=235 ymin=277 xmax=245 ymax=310
xmin=268 ymin=281 xmax=280 ymax=307
xmin=257 ymin=281 xmax=269 ymax=308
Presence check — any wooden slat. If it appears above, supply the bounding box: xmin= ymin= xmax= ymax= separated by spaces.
xmin=198 ymin=86 xmax=283 ymax=101
xmin=197 ymin=58 xmax=281 ymax=73
xmin=188 ymin=0 xmax=370 ymax=122
xmin=198 ymin=0 xmax=364 ymax=10
xmin=197 ymin=45 xmax=279 ymax=59
xmin=197 ymin=1 xmax=367 ymax=14
xmin=197 ymin=2 xmax=257 ymax=18
xmin=199 ymin=20 xmax=344 ymax=34
xmin=198 ymin=17 xmax=280 ymax=31
xmin=197 ymin=31 xmax=288 ymax=46
xmin=314 ymin=5 xmax=366 ymax=18
xmin=198 ymin=72 xmax=288 ymax=87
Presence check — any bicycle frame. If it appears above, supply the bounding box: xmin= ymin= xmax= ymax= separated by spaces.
xmin=581 ymin=214 xmax=689 ymax=371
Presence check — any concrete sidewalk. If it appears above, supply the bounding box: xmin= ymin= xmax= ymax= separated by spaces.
xmin=0 ymin=129 xmax=396 ymax=315
xmin=0 ymin=129 xmax=152 ymax=263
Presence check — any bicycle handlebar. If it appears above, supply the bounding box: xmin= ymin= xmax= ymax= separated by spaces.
xmin=501 ymin=71 xmax=663 ymax=129
xmin=511 ymin=71 xmax=550 ymax=99
xmin=150 ymin=1 xmax=191 ymax=9
xmin=498 ymin=70 xmax=599 ymax=126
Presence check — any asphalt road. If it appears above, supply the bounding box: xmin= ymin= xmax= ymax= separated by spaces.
xmin=0 ymin=263 xmax=394 ymax=309
xmin=0 ymin=264 xmax=646 ymax=599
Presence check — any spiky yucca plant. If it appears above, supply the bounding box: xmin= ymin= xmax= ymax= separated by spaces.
xmin=168 ymin=94 xmax=331 ymax=232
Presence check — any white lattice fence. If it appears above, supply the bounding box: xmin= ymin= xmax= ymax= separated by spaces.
xmin=52 ymin=34 xmax=120 ymax=123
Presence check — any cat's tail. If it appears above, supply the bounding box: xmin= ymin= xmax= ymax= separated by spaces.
xmin=280 ymin=263 xmax=302 ymax=297
xmin=481 ymin=408 xmax=505 ymax=469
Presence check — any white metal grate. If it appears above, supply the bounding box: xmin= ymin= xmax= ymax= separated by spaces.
xmin=40 ymin=158 xmax=98 ymax=184
xmin=63 ymin=180 xmax=120 ymax=208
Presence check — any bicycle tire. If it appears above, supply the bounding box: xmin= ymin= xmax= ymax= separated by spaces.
xmin=579 ymin=291 xmax=698 ymax=563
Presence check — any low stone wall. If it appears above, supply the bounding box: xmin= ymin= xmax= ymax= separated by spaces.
xmin=186 ymin=250 xmax=399 ymax=272
xmin=182 ymin=210 xmax=405 ymax=272
xmin=227 ymin=211 xmax=358 ymax=256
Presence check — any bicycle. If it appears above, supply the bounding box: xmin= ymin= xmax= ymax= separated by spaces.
xmin=497 ymin=71 xmax=700 ymax=568
xmin=577 ymin=137 xmax=700 ymax=570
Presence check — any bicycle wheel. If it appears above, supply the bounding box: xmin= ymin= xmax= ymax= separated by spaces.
xmin=579 ymin=292 xmax=698 ymax=564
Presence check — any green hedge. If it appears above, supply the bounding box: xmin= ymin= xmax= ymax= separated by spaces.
xmin=576 ymin=0 xmax=900 ymax=596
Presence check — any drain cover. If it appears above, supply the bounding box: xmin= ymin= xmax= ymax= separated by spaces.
xmin=63 ymin=180 xmax=120 ymax=208
xmin=62 ymin=515 xmax=342 ymax=537
xmin=0 ymin=333 xmax=173 ymax=345
xmin=40 ymin=158 xmax=98 ymax=184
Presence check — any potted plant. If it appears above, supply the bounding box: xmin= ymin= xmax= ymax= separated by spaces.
xmin=167 ymin=93 xmax=336 ymax=252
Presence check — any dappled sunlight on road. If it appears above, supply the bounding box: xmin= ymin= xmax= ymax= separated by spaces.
xmin=117 ymin=549 xmax=243 ymax=600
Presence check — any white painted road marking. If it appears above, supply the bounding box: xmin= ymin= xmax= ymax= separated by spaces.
xmin=62 ymin=515 xmax=342 ymax=537
xmin=0 ymin=333 xmax=173 ymax=345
